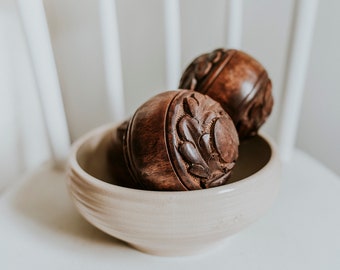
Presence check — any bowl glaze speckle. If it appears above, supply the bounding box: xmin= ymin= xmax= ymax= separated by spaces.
xmin=66 ymin=124 xmax=280 ymax=256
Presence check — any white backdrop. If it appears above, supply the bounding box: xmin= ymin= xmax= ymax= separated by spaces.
xmin=1 ymin=0 xmax=339 ymax=192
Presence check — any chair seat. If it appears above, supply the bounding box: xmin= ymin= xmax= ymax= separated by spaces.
xmin=1 ymin=149 xmax=340 ymax=269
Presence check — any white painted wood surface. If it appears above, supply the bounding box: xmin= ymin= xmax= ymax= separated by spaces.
xmin=99 ymin=0 xmax=125 ymax=122
xmin=226 ymin=0 xmax=243 ymax=49
xmin=277 ymin=0 xmax=319 ymax=162
xmin=164 ymin=0 xmax=181 ymax=90
xmin=17 ymin=0 xmax=70 ymax=167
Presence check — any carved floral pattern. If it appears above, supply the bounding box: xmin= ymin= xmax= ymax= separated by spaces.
xmin=179 ymin=48 xmax=273 ymax=140
xmin=176 ymin=93 xmax=238 ymax=188
xmin=237 ymin=78 xmax=273 ymax=138
xmin=179 ymin=48 xmax=226 ymax=90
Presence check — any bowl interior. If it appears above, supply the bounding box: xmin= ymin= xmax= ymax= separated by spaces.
xmin=75 ymin=126 xmax=272 ymax=188
xmin=229 ymin=135 xmax=272 ymax=183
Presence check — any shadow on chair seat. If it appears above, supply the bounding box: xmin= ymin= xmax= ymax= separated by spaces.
xmin=2 ymin=161 xmax=129 ymax=249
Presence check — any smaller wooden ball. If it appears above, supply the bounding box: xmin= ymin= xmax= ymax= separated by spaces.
xmin=107 ymin=119 xmax=138 ymax=188
xmin=179 ymin=48 xmax=273 ymax=139
xmin=120 ymin=90 xmax=239 ymax=191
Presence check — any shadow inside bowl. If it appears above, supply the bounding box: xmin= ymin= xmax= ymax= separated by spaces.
xmin=76 ymin=127 xmax=272 ymax=188
xmin=229 ymin=135 xmax=272 ymax=184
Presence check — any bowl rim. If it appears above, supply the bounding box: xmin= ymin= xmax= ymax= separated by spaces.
xmin=68 ymin=123 xmax=279 ymax=197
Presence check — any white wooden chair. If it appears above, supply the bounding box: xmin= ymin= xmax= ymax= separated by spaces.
xmin=1 ymin=0 xmax=339 ymax=268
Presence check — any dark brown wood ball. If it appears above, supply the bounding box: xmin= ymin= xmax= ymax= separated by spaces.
xmin=118 ymin=90 xmax=239 ymax=191
xmin=179 ymin=48 xmax=273 ymax=140
xmin=107 ymin=119 xmax=141 ymax=188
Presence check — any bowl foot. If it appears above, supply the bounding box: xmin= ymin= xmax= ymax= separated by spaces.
xmin=129 ymin=239 xmax=229 ymax=257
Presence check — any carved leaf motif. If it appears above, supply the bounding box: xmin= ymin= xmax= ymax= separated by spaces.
xmin=176 ymin=92 xmax=236 ymax=188
xmin=190 ymin=77 xmax=197 ymax=90
xmin=177 ymin=115 xmax=200 ymax=143
xmin=210 ymin=49 xmax=222 ymax=63
xmin=183 ymin=96 xmax=198 ymax=117
xmin=199 ymin=112 xmax=215 ymax=130
xmin=179 ymin=49 xmax=227 ymax=91
xmin=206 ymin=171 xmax=231 ymax=188
xmin=194 ymin=59 xmax=212 ymax=79
xmin=198 ymin=133 xmax=212 ymax=158
xmin=178 ymin=141 xmax=207 ymax=168
xmin=222 ymin=162 xmax=235 ymax=171
xmin=188 ymin=164 xmax=209 ymax=178
xmin=213 ymin=118 xmax=238 ymax=163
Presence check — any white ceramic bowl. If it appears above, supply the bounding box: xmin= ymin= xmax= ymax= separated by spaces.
xmin=66 ymin=124 xmax=280 ymax=256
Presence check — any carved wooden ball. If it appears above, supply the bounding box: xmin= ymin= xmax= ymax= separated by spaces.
xmin=120 ymin=90 xmax=239 ymax=191
xmin=107 ymin=120 xmax=137 ymax=188
xmin=179 ymin=48 xmax=273 ymax=139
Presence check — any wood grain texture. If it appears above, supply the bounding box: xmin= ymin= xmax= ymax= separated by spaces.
xmin=107 ymin=120 xmax=137 ymax=188
xmin=121 ymin=90 xmax=239 ymax=191
xmin=179 ymin=48 xmax=273 ymax=139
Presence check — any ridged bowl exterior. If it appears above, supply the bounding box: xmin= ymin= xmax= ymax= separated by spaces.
xmin=66 ymin=124 xmax=280 ymax=256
